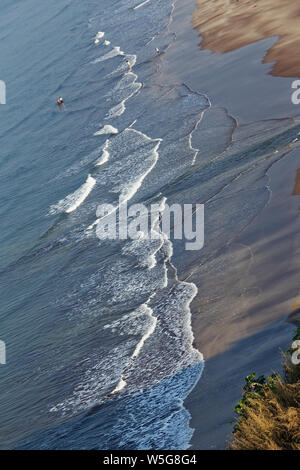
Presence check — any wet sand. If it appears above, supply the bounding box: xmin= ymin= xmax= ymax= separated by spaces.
xmin=193 ymin=0 xmax=300 ymax=77
xmin=292 ymin=169 xmax=300 ymax=195
xmin=189 ymin=146 xmax=300 ymax=360
xmin=184 ymin=146 xmax=300 ymax=449
xmin=161 ymin=0 xmax=300 ymax=449
xmin=186 ymin=146 xmax=300 ymax=448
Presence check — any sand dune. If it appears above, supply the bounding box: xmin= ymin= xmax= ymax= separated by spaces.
xmin=193 ymin=0 xmax=300 ymax=77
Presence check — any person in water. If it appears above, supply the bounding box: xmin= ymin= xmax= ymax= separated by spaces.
xmin=56 ymin=97 xmax=64 ymax=105
xmin=155 ymin=47 xmax=160 ymax=55
xmin=126 ymin=59 xmax=132 ymax=71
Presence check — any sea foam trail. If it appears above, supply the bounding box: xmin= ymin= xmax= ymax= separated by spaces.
xmin=50 ymin=192 xmax=203 ymax=434
xmin=94 ymin=31 xmax=104 ymax=44
xmin=105 ymin=69 xmax=141 ymax=120
xmin=92 ymin=34 xmax=140 ymax=120
xmin=94 ymin=124 xmax=118 ymax=136
xmin=92 ymin=46 xmax=123 ymax=63
xmin=111 ymin=303 xmax=157 ymax=395
xmin=121 ymin=197 xmax=167 ymax=269
xmin=117 ymin=137 xmax=161 ymax=206
xmin=95 ymin=140 xmax=110 ymax=167
xmin=113 ymin=201 xmax=204 ymax=401
xmin=133 ymin=0 xmax=151 ymax=10
xmin=47 ymin=21 xmax=204 ymax=449
xmin=102 ymin=204 xmax=204 ymax=449
xmin=49 ymin=175 xmax=96 ymax=215
xmin=111 ymin=200 xmax=168 ymax=393
xmin=105 ymin=101 xmax=126 ymax=120
xmin=49 ymin=37 xmax=141 ymax=220
xmin=87 ymin=128 xmax=162 ymax=232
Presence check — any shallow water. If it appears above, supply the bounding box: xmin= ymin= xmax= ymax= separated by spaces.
xmin=0 ymin=0 xmax=206 ymax=449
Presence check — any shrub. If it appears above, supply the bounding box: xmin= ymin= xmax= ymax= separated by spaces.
xmin=230 ymin=329 xmax=300 ymax=450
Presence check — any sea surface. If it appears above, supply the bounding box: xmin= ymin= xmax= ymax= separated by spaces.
xmin=0 ymin=0 xmax=299 ymax=450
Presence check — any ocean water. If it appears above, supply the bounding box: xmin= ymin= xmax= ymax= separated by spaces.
xmin=1 ymin=0 xmax=300 ymax=450
xmin=0 ymin=0 xmax=205 ymax=449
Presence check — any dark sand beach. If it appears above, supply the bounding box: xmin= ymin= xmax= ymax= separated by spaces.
xmin=292 ymin=169 xmax=300 ymax=195
xmin=193 ymin=0 xmax=300 ymax=78
xmin=161 ymin=0 xmax=300 ymax=448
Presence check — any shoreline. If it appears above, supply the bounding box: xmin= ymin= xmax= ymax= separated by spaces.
xmin=186 ymin=146 xmax=300 ymax=448
xmin=192 ymin=0 xmax=300 ymax=78
xmin=160 ymin=0 xmax=300 ymax=449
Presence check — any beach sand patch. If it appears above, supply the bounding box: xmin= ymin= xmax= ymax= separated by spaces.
xmin=193 ymin=0 xmax=300 ymax=77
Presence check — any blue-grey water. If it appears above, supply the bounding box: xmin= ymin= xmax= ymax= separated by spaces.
xmin=0 ymin=0 xmax=300 ymax=450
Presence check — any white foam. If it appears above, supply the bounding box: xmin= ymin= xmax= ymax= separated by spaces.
xmin=131 ymin=304 xmax=157 ymax=360
xmin=125 ymin=54 xmax=136 ymax=67
xmin=113 ymin=194 xmax=204 ymax=402
xmin=48 ymin=22 xmax=206 ymax=451
xmin=92 ymin=46 xmax=123 ymax=64
xmin=104 ymin=40 xmax=111 ymax=46
xmin=49 ymin=175 xmax=96 ymax=215
xmin=54 ymin=148 xmax=101 ymax=180
xmin=94 ymin=31 xmax=104 ymax=44
xmin=112 ymin=378 xmax=127 ymax=394
xmin=105 ymin=101 xmax=126 ymax=119
xmin=95 ymin=31 xmax=104 ymax=39
xmin=119 ymin=131 xmax=161 ymax=203
xmin=133 ymin=0 xmax=151 ymax=10
xmin=94 ymin=125 xmax=119 ymax=136
xmin=88 ymin=127 xmax=159 ymax=231
xmin=111 ymin=303 xmax=157 ymax=396
xmin=95 ymin=129 xmax=162 ymax=228
xmin=105 ymin=72 xmax=141 ymax=120
xmin=49 ymin=343 xmax=132 ymax=414
xmin=121 ymin=197 xmax=167 ymax=269
xmin=104 ymin=64 xmax=140 ymax=120
xmin=86 ymin=218 xmax=99 ymax=231
xmin=105 ymin=54 xmax=137 ymax=80
xmin=95 ymin=140 xmax=110 ymax=166
xmin=112 ymin=71 xmax=141 ymax=98
xmin=190 ymin=111 xmax=208 ymax=165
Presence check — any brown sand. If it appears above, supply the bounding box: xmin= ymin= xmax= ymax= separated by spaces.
xmin=288 ymin=298 xmax=300 ymax=324
xmin=292 ymin=169 xmax=300 ymax=195
xmin=291 ymin=298 xmax=300 ymax=312
xmin=192 ymin=0 xmax=300 ymax=77
xmin=189 ymin=147 xmax=300 ymax=360
xmin=186 ymin=148 xmax=300 ymax=449
xmin=160 ymin=0 xmax=300 ymax=448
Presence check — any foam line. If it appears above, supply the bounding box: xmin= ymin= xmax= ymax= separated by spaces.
xmin=92 ymin=46 xmax=123 ymax=64
xmin=95 ymin=140 xmax=110 ymax=166
xmin=133 ymin=0 xmax=151 ymax=10
xmin=94 ymin=125 xmax=118 ymax=136
xmin=49 ymin=175 xmax=96 ymax=215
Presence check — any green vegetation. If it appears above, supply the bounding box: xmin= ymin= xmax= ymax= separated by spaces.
xmin=230 ymin=327 xmax=300 ymax=450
